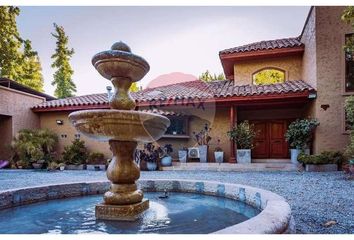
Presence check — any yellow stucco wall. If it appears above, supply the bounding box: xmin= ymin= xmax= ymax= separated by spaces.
xmin=233 ymin=55 xmax=303 ymax=86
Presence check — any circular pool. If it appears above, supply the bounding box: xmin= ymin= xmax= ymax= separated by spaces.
xmin=0 ymin=179 xmax=295 ymax=234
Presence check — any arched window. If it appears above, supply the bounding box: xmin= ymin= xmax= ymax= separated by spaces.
xmin=252 ymin=68 xmax=286 ymax=85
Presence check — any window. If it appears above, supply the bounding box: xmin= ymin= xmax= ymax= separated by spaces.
xmin=165 ymin=117 xmax=188 ymax=136
xmin=252 ymin=68 xmax=285 ymax=85
xmin=345 ymin=34 xmax=354 ymax=92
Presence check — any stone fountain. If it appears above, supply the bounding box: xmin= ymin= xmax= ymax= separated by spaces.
xmin=68 ymin=42 xmax=170 ymax=221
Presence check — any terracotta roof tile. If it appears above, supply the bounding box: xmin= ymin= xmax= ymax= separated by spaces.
xmin=219 ymin=37 xmax=303 ymax=55
xmin=33 ymin=80 xmax=314 ymax=110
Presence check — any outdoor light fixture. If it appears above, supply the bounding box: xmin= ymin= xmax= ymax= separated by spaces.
xmin=56 ymin=120 xmax=64 ymax=125
xmin=106 ymin=86 xmax=112 ymax=99
xmin=308 ymin=93 xmax=317 ymax=99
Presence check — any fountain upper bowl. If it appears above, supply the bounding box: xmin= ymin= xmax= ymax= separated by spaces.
xmin=92 ymin=50 xmax=150 ymax=82
xmin=68 ymin=110 xmax=170 ymax=142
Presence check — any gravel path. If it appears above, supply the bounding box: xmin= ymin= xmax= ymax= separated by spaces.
xmin=0 ymin=169 xmax=353 ymax=234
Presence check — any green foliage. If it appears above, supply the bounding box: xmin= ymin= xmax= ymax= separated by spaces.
xmin=0 ymin=6 xmax=44 ymax=91
xmin=285 ymin=119 xmax=319 ymax=149
xmin=11 ymin=129 xmax=58 ymax=167
xmin=345 ymin=96 xmax=354 ymax=158
xmin=253 ymin=69 xmax=285 ymax=85
xmin=199 ymin=70 xmax=225 ymax=82
xmin=51 ymin=23 xmax=76 ymax=98
xmin=47 ymin=161 xmax=59 ymax=171
xmin=298 ymin=151 xmax=345 ymax=165
xmin=62 ymin=139 xmax=88 ymax=165
xmin=227 ymin=121 xmax=256 ymax=149
xmin=342 ymin=6 xmax=354 ymax=52
xmin=129 ymin=82 xmax=139 ymax=92
xmin=87 ymin=152 xmax=105 ymax=165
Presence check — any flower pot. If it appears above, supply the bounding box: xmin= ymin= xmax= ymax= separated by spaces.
xmin=290 ymin=149 xmax=310 ymax=164
xmin=146 ymin=162 xmax=157 ymax=171
xmin=237 ymin=149 xmax=251 ymax=163
xmin=198 ymin=145 xmax=208 ymax=163
xmin=161 ymin=156 xmax=172 ymax=166
xmin=59 ymin=166 xmax=65 ymax=171
xmin=349 ymin=163 xmax=354 ymax=174
xmin=178 ymin=150 xmax=187 ymax=163
xmin=32 ymin=163 xmax=43 ymax=169
xmin=214 ymin=152 xmax=224 ymax=163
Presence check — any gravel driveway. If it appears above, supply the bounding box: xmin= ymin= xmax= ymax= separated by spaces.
xmin=0 ymin=169 xmax=353 ymax=234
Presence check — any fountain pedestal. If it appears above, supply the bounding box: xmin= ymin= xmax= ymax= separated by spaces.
xmin=69 ymin=42 xmax=170 ymax=221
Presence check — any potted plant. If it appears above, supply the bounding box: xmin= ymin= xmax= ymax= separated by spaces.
xmin=193 ymin=123 xmax=212 ymax=163
xmin=136 ymin=143 xmax=160 ymax=171
xmin=285 ymin=119 xmax=319 ymax=164
xmin=86 ymin=152 xmax=106 ymax=171
xmin=227 ymin=121 xmax=256 ymax=164
xmin=178 ymin=146 xmax=188 ymax=163
xmin=214 ymin=139 xmax=223 ymax=164
xmin=160 ymin=144 xmax=173 ymax=167
xmin=58 ymin=163 xmax=66 ymax=171
xmin=62 ymin=139 xmax=88 ymax=170
xmin=298 ymin=151 xmax=344 ymax=172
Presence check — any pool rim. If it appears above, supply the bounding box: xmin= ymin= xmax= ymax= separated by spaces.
xmin=0 ymin=179 xmax=295 ymax=234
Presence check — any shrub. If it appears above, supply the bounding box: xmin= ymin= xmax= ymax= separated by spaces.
xmin=62 ymin=139 xmax=88 ymax=165
xmin=345 ymin=96 xmax=354 ymax=159
xmin=298 ymin=151 xmax=345 ymax=165
xmin=136 ymin=143 xmax=162 ymax=163
xmin=227 ymin=121 xmax=256 ymax=149
xmin=87 ymin=152 xmax=105 ymax=165
xmin=47 ymin=162 xmax=59 ymax=171
xmin=11 ymin=128 xmax=58 ymax=168
xmin=285 ymin=119 xmax=319 ymax=149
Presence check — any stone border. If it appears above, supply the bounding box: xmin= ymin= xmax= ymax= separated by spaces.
xmin=0 ymin=179 xmax=295 ymax=234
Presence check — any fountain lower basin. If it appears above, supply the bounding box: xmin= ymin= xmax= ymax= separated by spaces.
xmin=0 ymin=179 xmax=295 ymax=234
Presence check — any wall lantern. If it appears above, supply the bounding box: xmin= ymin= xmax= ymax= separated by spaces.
xmin=56 ymin=120 xmax=64 ymax=125
xmin=308 ymin=93 xmax=317 ymax=99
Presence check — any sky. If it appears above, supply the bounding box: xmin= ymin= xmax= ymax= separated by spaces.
xmin=17 ymin=6 xmax=311 ymax=96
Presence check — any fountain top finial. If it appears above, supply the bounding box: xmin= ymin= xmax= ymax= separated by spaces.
xmin=111 ymin=41 xmax=131 ymax=52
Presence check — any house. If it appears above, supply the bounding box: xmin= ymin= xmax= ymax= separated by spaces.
xmin=30 ymin=6 xmax=352 ymax=163
xmin=0 ymin=78 xmax=55 ymax=161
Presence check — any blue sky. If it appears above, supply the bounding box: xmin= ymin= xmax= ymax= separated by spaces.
xmin=17 ymin=6 xmax=311 ymax=96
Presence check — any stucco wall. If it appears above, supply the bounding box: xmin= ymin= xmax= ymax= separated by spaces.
xmin=38 ymin=104 xmax=232 ymax=163
xmin=310 ymin=6 xmax=352 ymax=153
xmin=0 ymin=87 xmax=44 ymax=160
xmin=233 ymin=56 xmax=303 ymax=86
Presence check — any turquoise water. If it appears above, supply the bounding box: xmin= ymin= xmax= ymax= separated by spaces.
xmin=0 ymin=192 xmax=260 ymax=234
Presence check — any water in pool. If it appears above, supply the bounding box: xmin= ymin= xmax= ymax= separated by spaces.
xmin=0 ymin=192 xmax=260 ymax=234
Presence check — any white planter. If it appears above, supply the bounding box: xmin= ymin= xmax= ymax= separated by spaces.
xmin=198 ymin=145 xmax=208 ymax=163
xmin=237 ymin=149 xmax=251 ymax=164
xmin=59 ymin=166 xmax=65 ymax=171
xmin=178 ymin=150 xmax=187 ymax=163
xmin=146 ymin=162 xmax=157 ymax=171
xmin=214 ymin=152 xmax=224 ymax=163
xmin=86 ymin=164 xmax=106 ymax=171
xmin=290 ymin=149 xmax=310 ymax=164
xmin=161 ymin=156 xmax=172 ymax=166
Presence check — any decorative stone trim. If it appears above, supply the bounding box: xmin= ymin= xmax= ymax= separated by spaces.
xmin=0 ymin=179 xmax=294 ymax=234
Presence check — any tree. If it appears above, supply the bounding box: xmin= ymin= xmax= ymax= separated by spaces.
xmin=0 ymin=6 xmax=44 ymax=92
xmin=19 ymin=40 xmax=44 ymax=91
xmin=253 ymin=69 xmax=285 ymax=85
xmin=199 ymin=70 xmax=225 ymax=82
xmin=129 ymin=82 xmax=139 ymax=92
xmin=51 ymin=23 xmax=76 ymax=98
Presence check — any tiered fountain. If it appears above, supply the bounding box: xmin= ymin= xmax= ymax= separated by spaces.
xmin=68 ymin=41 xmax=170 ymax=221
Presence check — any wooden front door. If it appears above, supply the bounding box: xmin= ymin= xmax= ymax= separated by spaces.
xmin=251 ymin=120 xmax=289 ymax=159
